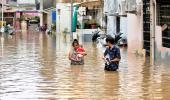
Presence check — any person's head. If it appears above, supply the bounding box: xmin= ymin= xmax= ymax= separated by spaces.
xmin=72 ymin=39 xmax=79 ymax=49
xmin=106 ymin=36 xmax=115 ymax=47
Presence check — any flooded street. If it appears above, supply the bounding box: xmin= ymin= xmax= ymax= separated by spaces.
xmin=1 ymin=31 xmax=170 ymax=100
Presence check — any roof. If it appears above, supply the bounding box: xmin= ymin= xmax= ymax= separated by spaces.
xmin=75 ymin=0 xmax=101 ymax=8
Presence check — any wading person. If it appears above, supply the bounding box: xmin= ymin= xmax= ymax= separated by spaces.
xmin=103 ymin=36 xmax=121 ymax=71
xmin=68 ymin=39 xmax=87 ymax=65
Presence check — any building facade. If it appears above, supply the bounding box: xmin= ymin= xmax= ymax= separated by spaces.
xmin=56 ymin=0 xmax=102 ymax=33
xmin=0 ymin=0 xmax=17 ymax=27
xmin=39 ymin=0 xmax=56 ymax=29
xmin=153 ymin=0 xmax=170 ymax=64
xmin=104 ymin=0 xmax=127 ymax=38
xmin=126 ymin=0 xmax=170 ymax=64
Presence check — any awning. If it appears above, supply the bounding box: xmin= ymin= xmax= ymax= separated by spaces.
xmin=4 ymin=4 xmax=35 ymax=7
xmin=75 ymin=1 xmax=101 ymax=8
xmin=16 ymin=10 xmax=39 ymax=13
xmin=156 ymin=0 xmax=170 ymax=4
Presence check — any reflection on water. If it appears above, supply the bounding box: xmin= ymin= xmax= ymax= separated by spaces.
xmin=0 ymin=32 xmax=170 ymax=100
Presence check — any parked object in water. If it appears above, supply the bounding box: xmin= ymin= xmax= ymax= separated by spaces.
xmin=92 ymin=30 xmax=100 ymax=42
xmin=47 ymin=29 xmax=52 ymax=35
xmin=4 ymin=24 xmax=15 ymax=35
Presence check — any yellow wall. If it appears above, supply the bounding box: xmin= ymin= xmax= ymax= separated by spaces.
xmin=0 ymin=21 xmax=6 ymax=27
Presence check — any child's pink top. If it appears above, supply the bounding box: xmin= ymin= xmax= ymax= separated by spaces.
xmin=76 ymin=47 xmax=85 ymax=53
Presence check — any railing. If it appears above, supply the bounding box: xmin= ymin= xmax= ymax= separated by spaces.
xmin=158 ymin=4 xmax=170 ymax=48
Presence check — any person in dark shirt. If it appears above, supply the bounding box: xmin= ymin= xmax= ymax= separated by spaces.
xmin=103 ymin=36 xmax=121 ymax=71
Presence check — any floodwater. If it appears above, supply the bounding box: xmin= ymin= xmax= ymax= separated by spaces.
xmin=0 ymin=30 xmax=170 ymax=100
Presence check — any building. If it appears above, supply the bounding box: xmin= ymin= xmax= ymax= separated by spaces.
xmin=115 ymin=0 xmax=170 ymax=64
xmin=56 ymin=0 xmax=103 ymax=39
xmin=0 ymin=0 xmax=40 ymax=30
xmin=40 ymin=0 xmax=56 ymax=29
xmin=0 ymin=0 xmax=17 ymax=27
xmin=125 ymin=0 xmax=143 ymax=55
xmin=55 ymin=0 xmax=103 ymax=43
xmin=103 ymin=0 xmax=170 ymax=64
xmin=148 ymin=0 xmax=170 ymax=63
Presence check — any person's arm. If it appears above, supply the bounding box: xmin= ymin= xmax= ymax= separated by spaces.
xmin=68 ymin=51 xmax=76 ymax=61
xmin=102 ymin=48 xmax=108 ymax=60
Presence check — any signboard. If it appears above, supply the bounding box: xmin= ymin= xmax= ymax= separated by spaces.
xmin=6 ymin=0 xmax=17 ymax=5
xmin=6 ymin=0 xmax=17 ymax=3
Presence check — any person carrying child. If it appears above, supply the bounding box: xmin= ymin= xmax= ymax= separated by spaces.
xmin=68 ymin=39 xmax=87 ymax=65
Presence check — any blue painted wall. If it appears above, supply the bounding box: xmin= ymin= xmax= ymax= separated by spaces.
xmin=52 ymin=11 xmax=56 ymax=24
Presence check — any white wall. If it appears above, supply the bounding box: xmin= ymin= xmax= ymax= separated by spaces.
xmin=104 ymin=0 xmax=118 ymax=14
xmin=107 ymin=16 xmax=127 ymax=37
xmin=107 ymin=16 xmax=116 ymax=37
xmin=47 ymin=12 xmax=52 ymax=29
xmin=56 ymin=3 xmax=71 ymax=33
xmin=120 ymin=17 xmax=127 ymax=38
xmin=96 ymin=8 xmax=103 ymax=27
xmin=155 ymin=26 xmax=170 ymax=61
xmin=127 ymin=13 xmax=143 ymax=53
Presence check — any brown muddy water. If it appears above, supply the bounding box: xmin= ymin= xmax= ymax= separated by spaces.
xmin=0 ymin=31 xmax=170 ymax=100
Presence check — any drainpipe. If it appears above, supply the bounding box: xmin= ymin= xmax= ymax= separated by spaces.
xmin=150 ymin=0 xmax=156 ymax=65
xmin=153 ymin=0 xmax=157 ymax=32
xmin=1 ymin=0 xmax=4 ymax=33
xmin=70 ymin=0 xmax=73 ymax=41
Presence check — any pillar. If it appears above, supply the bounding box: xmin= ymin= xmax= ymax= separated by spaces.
xmin=39 ymin=0 xmax=43 ymax=26
xmin=150 ymin=0 xmax=156 ymax=65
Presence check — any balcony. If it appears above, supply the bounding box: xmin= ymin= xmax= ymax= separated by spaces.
xmin=6 ymin=0 xmax=17 ymax=6
xmin=118 ymin=0 xmax=127 ymax=16
xmin=125 ymin=0 xmax=137 ymax=13
xmin=104 ymin=0 xmax=119 ymax=16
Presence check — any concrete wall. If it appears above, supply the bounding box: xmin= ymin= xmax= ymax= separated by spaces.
xmin=155 ymin=26 xmax=170 ymax=64
xmin=96 ymin=8 xmax=103 ymax=28
xmin=107 ymin=16 xmax=116 ymax=37
xmin=120 ymin=17 xmax=127 ymax=38
xmin=56 ymin=3 xmax=71 ymax=33
xmin=127 ymin=13 xmax=143 ymax=53
xmin=47 ymin=12 xmax=52 ymax=29
xmin=43 ymin=13 xmax=47 ymax=25
xmin=0 ymin=0 xmax=6 ymax=11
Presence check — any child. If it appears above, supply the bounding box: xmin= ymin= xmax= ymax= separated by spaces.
xmin=76 ymin=45 xmax=85 ymax=61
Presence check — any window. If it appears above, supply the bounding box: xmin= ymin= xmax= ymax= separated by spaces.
xmin=158 ymin=3 xmax=170 ymax=48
